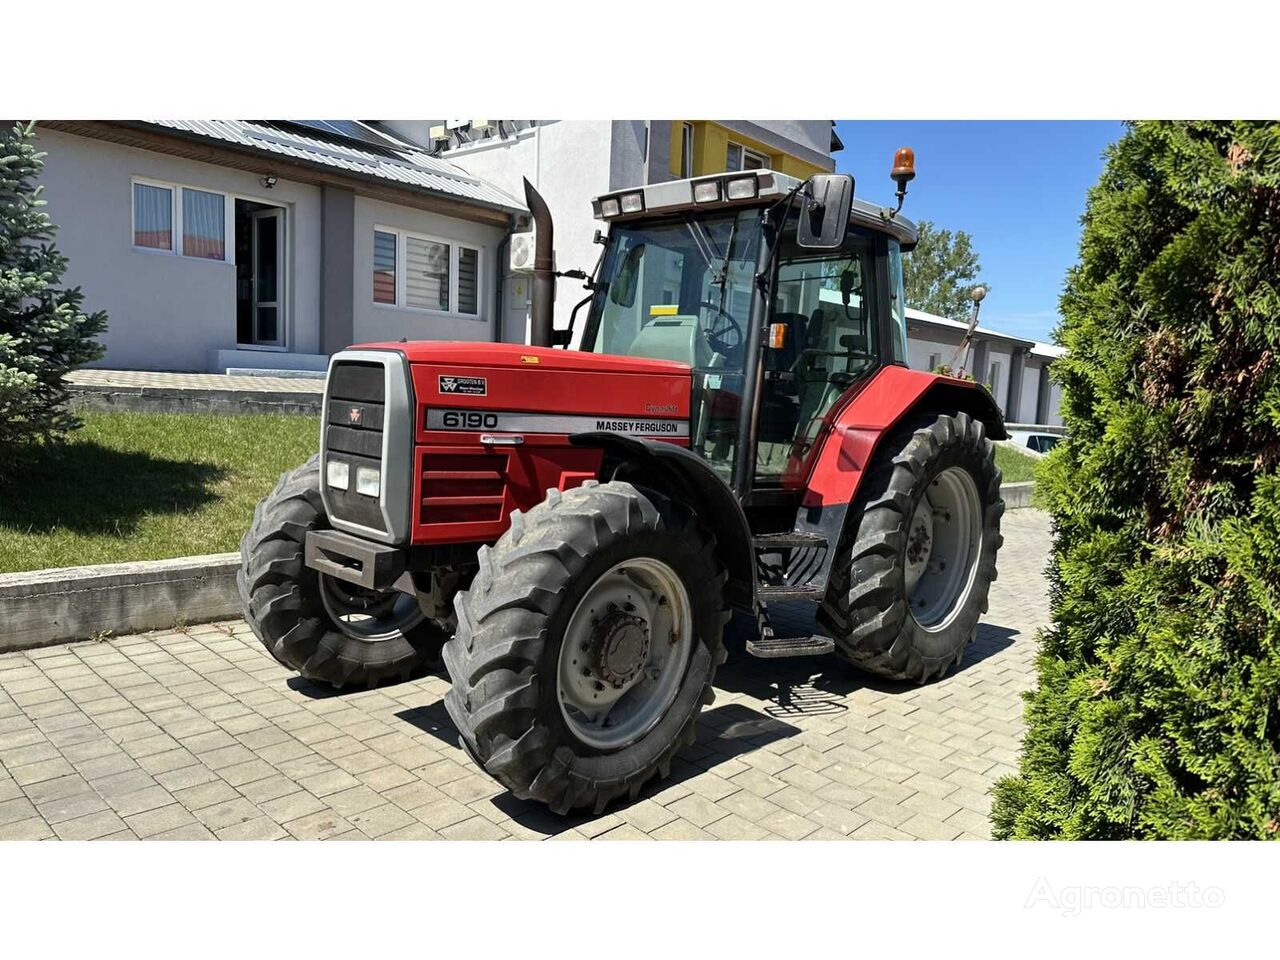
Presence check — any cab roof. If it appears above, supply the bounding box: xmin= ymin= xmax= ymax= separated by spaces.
xmin=592 ymin=169 xmax=918 ymax=249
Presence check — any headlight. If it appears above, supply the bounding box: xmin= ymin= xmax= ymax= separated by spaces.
xmin=600 ymin=197 xmax=620 ymax=218
xmin=619 ymin=192 xmax=644 ymax=214
xmin=726 ymin=177 xmax=758 ymax=200
xmin=693 ymin=180 xmax=720 ymax=203
xmin=355 ymin=465 xmax=381 ymax=497
xmin=326 ymin=460 xmax=349 ymax=490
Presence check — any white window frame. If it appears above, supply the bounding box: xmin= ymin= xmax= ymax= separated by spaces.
xmin=373 ymin=225 xmax=483 ymax=319
xmin=130 ymin=177 xmax=234 ymax=264
xmin=726 ymin=141 xmax=770 ymax=172
xmin=680 ymin=122 xmax=694 ymax=179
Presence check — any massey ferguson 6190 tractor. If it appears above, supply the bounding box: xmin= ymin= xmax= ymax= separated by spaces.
xmin=238 ymin=150 xmax=1006 ymax=814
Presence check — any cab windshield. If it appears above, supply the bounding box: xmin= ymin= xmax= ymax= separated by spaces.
xmin=581 ymin=209 xmax=762 ymax=371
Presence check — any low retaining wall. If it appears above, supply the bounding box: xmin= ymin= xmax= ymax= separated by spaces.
xmin=1001 ymin=481 xmax=1035 ymax=509
xmin=0 ymin=554 xmax=239 ymax=654
xmin=0 ymin=482 xmax=1037 ymax=654
xmin=68 ymin=384 xmax=321 ymax=416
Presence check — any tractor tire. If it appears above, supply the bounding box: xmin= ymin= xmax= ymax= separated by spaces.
xmin=237 ymin=454 xmax=448 ymax=689
xmin=818 ymin=411 xmax=1003 ymax=683
xmin=442 ymin=480 xmax=729 ymax=815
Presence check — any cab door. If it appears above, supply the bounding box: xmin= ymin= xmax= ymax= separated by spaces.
xmin=753 ymin=231 xmax=884 ymax=488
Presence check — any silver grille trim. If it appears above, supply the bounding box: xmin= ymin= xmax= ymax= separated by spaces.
xmin=319 ymin=349 xmax=415 ymax=545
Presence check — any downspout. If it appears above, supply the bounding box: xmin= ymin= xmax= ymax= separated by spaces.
xmin=523 ymin=178 xmax=555 ymax=348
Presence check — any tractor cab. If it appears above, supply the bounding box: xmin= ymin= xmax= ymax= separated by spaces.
xmin=576 ymin=168 xmax=916 ymax=498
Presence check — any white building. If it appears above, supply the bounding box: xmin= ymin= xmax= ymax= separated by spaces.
xmin=905 ymin=307 xmax=1064 ymax=425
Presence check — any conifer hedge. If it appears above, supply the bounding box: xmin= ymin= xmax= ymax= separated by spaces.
xmin=992 ymin=121 xmax=1280 ymax=839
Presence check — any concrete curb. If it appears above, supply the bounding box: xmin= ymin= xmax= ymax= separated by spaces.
xmin=1 ymin=480 xmax=1038 ymax=654
xmin=0 ymin=553 xmax=240 ymax=654
xmin=68 ymin=384 xmax=321 ymax=416
xmin=1001 ymin=481 xmax=1035 ymax=509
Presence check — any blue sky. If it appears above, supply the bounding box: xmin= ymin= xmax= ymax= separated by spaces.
xmin=833 ymin=121 xmax=1125 ymax=343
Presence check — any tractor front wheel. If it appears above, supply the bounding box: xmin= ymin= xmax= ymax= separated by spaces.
xmin=819 ymin=411 xmax=1004 ymax=683
xmin=237 ymin=455 xmax=448 ymax=688
xmin=442 ymin=481 xmax=728 ymax=814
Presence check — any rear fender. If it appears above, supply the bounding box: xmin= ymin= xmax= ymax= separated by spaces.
xmin=570 ymin=432 xmax=756 ymax=614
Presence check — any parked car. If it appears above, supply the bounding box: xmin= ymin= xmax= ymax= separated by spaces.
xmin=1007 ymin=427 xmax=1064 ymax=455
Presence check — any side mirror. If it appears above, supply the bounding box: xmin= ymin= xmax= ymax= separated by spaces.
xmin=797 ymin=174 xmax=854 ymax=250
xmin=609 ymin=243 xmax=644 ymax=307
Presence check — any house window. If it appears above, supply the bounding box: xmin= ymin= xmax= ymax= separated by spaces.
xmin=376 ymin=226 xmax=481 ymax=317
xmin=987 ymin=360 xmax=1002 ymax=394
xmin=373 ymin=230 xmax=397 ymax=304
xmin=726 ymin=141 xmax=770 ymax=172
xmin=133 ymin=182 xmax=173 ymax=250
xmin=182 ymin=188 xmax=226 ymax=260
xmin=928 ymin=352 xmax=941 ymax=371
xmin=132 ymin=178 xmax=232 ymax=262
xmin=407 ymin=236 xmax=451 ymax=311
xmin=680 ymin=122 xmax=694 ymax=178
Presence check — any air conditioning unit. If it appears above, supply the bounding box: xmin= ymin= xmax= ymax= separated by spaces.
xmin=509 ymin=231 xmax=537 ymax=274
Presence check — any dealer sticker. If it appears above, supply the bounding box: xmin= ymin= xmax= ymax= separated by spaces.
xmin=439 ymin=375 xmax=487 ymax=396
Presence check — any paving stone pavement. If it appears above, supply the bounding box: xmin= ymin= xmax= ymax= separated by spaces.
xmin=0 ymin=509 xmax=1051 ymax=841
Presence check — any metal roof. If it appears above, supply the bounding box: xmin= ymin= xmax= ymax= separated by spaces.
xmin=905 ymin=307 xmax=1037 ymax=349
xmin=137 ymin=120 xmax=525 ymax=215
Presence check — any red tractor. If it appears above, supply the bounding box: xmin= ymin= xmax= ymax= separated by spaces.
xmin=238 ymin=152 xmax=1006 ymax=814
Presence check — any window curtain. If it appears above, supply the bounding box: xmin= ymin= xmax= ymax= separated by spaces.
xmin=133 ymin=183 xmax=172 ymax=250
xmin=373 ymin=231 xmax=397 ymax=304
xmin=182 ymin=188 xmax=225 ymax=260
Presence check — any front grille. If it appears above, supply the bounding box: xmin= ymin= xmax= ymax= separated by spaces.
xmin=324 ymin=360 xmax=387 ymax=534
xmin=420 ymin=451 xmax=508 ymax=526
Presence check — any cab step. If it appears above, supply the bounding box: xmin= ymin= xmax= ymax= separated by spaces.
xmin=752 ymin=532 xmax=828 ymax=551
xmin=757 ymin=583 xmax=825 ymax=602
xmin=746 ymin=635 xmax=836 ymax=658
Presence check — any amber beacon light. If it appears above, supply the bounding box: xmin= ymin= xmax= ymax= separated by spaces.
xmin=889 ymin=146 xmax=915 ymax=217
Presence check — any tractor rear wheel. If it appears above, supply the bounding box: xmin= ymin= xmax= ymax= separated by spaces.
xmin=442 ymin=481 xmax=728 ymax=814
xmin=237 ymin=455 xmax=448 ymax=689
xmin=818 ymin=411 xmax=1003 ymax=683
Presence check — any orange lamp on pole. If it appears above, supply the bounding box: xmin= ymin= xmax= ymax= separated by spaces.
xmin=889 ymin=146 xmax=915 ymax=216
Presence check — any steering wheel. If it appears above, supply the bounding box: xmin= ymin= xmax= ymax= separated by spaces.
xmin=697 ymin=300 xmax=744 ymax=356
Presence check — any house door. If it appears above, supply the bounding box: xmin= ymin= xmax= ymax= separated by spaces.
xmin=249 ymin=208 xmax=284 ymax=346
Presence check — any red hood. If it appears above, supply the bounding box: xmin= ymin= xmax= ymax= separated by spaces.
xmin=354 ymin=341 xmax=690 ymax=377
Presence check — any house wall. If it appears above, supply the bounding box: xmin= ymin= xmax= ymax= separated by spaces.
xmin=983 ymin=343 xmax=1015 ymax=415
xmin=443 ymin=121 xmax=615 ymax=343
xmin=906 ymin=329 xmax=965 ymax=372
xmin=350 ymin=196 xmax=507 ymax=346
xmin=1019 ymin=359 xmax=1041 ymax=423
xmin=35 ymin=128 xmax=323 ymax=372
xmin=1046 ymin=380 xmax=1065 ymax=426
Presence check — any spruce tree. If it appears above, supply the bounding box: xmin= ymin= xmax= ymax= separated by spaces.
xmin=992 ymin=121 xmax=1280 ymax=839
xmin=0 ymin=121 xmax=107 ymax=445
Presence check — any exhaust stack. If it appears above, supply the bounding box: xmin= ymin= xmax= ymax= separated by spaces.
xmin=523 ymin=178 xmax=555 ymax=348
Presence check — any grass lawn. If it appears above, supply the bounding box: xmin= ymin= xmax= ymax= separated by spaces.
xmin=994 ymin=442 xmax=1041 ymax=484
xmin=0 ymin=412 xmax=319 ymax=573
xmin=0 ymin=411 xmax=1043 ymax=575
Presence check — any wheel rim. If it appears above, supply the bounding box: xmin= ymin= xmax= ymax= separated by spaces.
xmin=557 ymin=557 xmax=693 ymax=751
xmin=903 ymin=466 xmax=983 ymax=632
xmin=319 ymin=574 xmax=424 ymax=641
